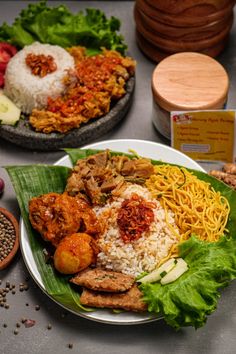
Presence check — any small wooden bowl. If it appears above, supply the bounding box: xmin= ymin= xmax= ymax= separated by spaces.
xmin=135 ymin=4 xmax=233 ymax=41
xmin=0 ymin=207 xmax=19 ymax=270
xmin=136 ymin=29 xmax=228 ymax=62
xmin=135 ymin=11 xmax=232 ymax=52
xmin=137 ymin=0 xmax=235 ymax=27
xmin=145 ymin=0 xmax=232 ymax=16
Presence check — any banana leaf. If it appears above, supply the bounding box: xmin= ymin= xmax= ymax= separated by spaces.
xmin=5 ymin=148 xmax=236 ymax=320
xmin=6 ymin=164 xmax=91 ymax=312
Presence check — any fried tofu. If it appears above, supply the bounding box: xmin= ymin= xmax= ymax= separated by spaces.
xmin=70 ymin=268 xmax=135 ymax=292
xmin=80 ymin=284 xmax=147 ymax=312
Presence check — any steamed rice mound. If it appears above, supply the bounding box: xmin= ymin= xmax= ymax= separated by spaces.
xmin=95 ymin=184 xmax=179 ymax=277
xmin=4 ymin=42 xmax=75 ymax=113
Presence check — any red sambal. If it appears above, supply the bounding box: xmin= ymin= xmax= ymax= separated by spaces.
xmin=117 ymin=193 xmax=155 ymax=243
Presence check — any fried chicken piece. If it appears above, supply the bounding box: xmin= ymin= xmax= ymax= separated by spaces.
xmin=80 ymin=284 xmax=147 ymax=312
xmin=70 ymin=268 xmax=135 ymax=292
xmin=29 ymin=192 xmax=100 ymax=246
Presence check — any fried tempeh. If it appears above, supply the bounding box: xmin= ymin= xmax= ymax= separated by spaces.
xmin=80 ymin=284 xmax=147 ymax=312
xmin=70 ymin=268 xmax=135 ymax=292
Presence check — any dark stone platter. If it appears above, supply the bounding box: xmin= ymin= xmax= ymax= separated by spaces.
xmin=0 ymin=77 xmax=135 ymax=151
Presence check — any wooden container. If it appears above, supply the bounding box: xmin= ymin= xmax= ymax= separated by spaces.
xmin=151 ymin=52 xmax=229 ymax=139
xmin=136 ymin=29 xmax=227 ymax=62
xmin=145 ymin=0 xmax=232 ymax=16
xmin=135 ymin=13 xmax=232 ymax=53
xmin=135 ymin=4 xmax=233 ymax=41
xmin=136 ymin=0 xmax=235 ymax=27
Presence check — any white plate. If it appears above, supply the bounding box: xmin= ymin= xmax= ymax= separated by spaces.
xmin=20 ymin=139 xmax=205 ymax=325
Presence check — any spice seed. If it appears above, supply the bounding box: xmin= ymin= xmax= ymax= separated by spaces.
xmin=68 ymin=343 xmax=73 ymax=349
xmin=0 ymin=212 xmax=16 ymax=261
xmin=47 ymin=324 xmax=52 ymax=330
xmin=14 ymin=329 xmax=19 ymax=335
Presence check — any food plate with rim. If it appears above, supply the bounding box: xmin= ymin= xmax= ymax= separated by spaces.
xmin=20 ymin=139 xmax=205 ymax=324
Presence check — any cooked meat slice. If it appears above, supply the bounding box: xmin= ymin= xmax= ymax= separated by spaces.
xmin=121 ymin=158 xmax=154 ymax=178
xmin=86 ymin=151 xmax=109 ymax=168
xmin=80 ymin=284 xmax=147 ymax=312
xmin=109 ymin=155 xmax=129 ymax=172
xmin=29 ymin=192 xmax=100 ymax=246
xmin=100 ymin=175 xmax=124 ymax=193
xmin=70 ymin=268 xmax=135 ymax=292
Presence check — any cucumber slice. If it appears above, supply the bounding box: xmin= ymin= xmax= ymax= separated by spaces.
xmin=0 ymin=94 xmax=21 ymax=125
xmin=160 ymin=258 xmax=188 ymax=285
xmin=138 ymin=258 xmax=177 ymax=284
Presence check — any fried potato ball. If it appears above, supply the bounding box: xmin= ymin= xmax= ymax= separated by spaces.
xmin=54 ymin=233 xmax=95 ymax=274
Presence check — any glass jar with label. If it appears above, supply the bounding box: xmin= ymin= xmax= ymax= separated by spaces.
xmin=151 ymin=52 xmax=229 ymax=139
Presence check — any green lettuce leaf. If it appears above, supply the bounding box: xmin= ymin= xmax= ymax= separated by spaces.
xmin=0 ymin=1 xmax=127 ymax=54
xmin=140 ymin=236 xmax=236 ymax=329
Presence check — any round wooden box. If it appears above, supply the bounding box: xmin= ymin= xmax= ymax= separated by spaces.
xmin=151 ymin=52 xmax=229 ymax=138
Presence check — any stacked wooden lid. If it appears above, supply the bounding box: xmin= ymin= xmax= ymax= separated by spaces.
xmin=134 ymin=0 xmax=236 ymax=62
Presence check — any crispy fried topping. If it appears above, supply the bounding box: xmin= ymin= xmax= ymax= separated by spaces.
xmin=25 ymin=53 xmax=57 ymax=77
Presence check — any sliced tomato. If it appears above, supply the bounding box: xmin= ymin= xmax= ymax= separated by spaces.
xmin=0 ymin=62 xmax=7 ymax=73
xmin=0 ymin=42 xmax=17 ymax=57
xmin=0 ymin=42 xmax=17 ymax=87
xmin=0 ymin=74 xmax=4 ymax=88
xmin=0 ymin=49 xmax=11 ymax=65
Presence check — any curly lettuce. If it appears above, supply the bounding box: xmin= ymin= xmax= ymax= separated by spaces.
xmin=140 ymin=236 xmax=236 ymax=329
xmin=0 ymin=1 xmax=127 ymax=55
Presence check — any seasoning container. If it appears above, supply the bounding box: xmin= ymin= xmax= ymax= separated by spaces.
xmin=151 ymin=52 xmax=229 ymax=139
xmin=0 ymin=207 xmax=19 ymax=270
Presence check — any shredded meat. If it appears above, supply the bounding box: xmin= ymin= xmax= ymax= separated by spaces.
xmin=29 ymin=192 xmax=100 ymax=246
xmin=30 ymin=90 xmax=110 ymax=134
xmin=70 ymin=268 xmax=135 ymax=292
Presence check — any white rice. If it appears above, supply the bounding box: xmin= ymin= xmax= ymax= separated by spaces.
xmin=4 ymin=42 xmax=75 ymax=113
xmin=95 ymin=184 xmax=179 ymax=277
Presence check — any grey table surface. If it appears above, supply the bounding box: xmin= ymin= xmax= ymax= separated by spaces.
xmin=0 ymin=1 xmax=236 ymax=354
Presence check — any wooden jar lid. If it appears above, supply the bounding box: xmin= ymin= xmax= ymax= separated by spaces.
xmin=152 ymin=52 xmax=229 ymax=111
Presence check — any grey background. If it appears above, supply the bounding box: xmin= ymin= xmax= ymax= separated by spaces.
xmin=0 ymin=1 xmax=236 ymax=354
